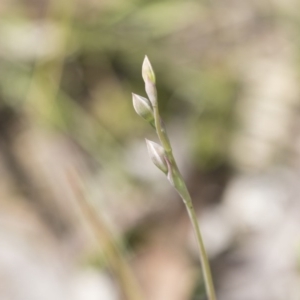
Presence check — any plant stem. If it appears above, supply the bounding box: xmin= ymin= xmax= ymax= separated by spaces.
xmin=153 ymin=104 xmax=171 ymax=152
xmin=68 ymin=171 xmax=144 ymax=300
xmin=168 ymin=153 xmax=216 ymax=300
xmin=182 ymin=191 xmax=217 ymax=300
xmin=142 ymin=57 xmax=216 ymax=299
xmin=154 ymin=107 xmax=217 ymax=300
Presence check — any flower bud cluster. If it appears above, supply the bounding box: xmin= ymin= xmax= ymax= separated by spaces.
xmin=132 ymin=56 xmax=170 ymax=176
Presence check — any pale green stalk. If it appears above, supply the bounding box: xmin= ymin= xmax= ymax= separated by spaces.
xmin=68 ymin=171 xmax=144 ymax=300
xmin=155 ymin=102 xmax=216 ymax=300
xmin=133 ymin=56 xmax=217 ymax=300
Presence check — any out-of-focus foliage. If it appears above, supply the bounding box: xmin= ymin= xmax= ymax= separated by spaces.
xmin=0 ymin=0 xmax=240 ymax=171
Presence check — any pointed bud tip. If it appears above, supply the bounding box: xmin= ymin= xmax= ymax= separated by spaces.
xmin=145 ymin=139 xmax=160 ymax=151
xmin=132 ymin=93 xmax=154 ymax=123
xmin=145 ymin=139 xmax=168 ymax=174
xmin=142 ymin=55 xmax=155 ymax=84
xmin=132 ymin=93 xmax=139 ymax=103
xmin=144 ymin=55 xmax=150 ymax=65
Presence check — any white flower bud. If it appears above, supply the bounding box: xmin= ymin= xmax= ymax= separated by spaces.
xmin=145 ymin=139 xmax=168 ymax=174
xmin=132 ymin=93 xmax=154 ymax=124
xmin=142 ymin=55 xmax=155 ymax=84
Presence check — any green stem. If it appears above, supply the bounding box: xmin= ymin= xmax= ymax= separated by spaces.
xmin=181 ymin=189 xmax=217 ymax=300
xmin=167 ymin=153 xmax=216 ymax=300
xmin=153 ymin=104 xmax=171 ymax=152
xmin=153 ymin=104 xmax=217 ymax=300
xmin=69 ymin=172 xmax=144 ymax=300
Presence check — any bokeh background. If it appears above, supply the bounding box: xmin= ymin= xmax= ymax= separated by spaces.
xmin=1 ymin=0 xmax=300 ymax=299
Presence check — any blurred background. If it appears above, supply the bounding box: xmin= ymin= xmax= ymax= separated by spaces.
xmin=1 ymin=0 xmax=300 ymax=299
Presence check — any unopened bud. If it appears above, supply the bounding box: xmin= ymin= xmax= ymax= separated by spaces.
xmin=142 ymin=56 xmax=155 ymax=84
xmin=145 ymin=139 xmax=168 ymax=174
xmin=132 ymin=93 xmax=154 ymax=124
